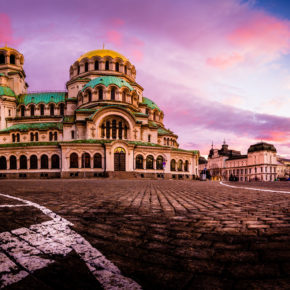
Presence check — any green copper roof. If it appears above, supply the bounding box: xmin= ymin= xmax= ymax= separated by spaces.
xmin=158 ymin=127 xmax=173 ymax=136
xmin=0 ymin=122 xmax=63 ymax=133
xmin=82 ymin=76 xmax=134 ymax=91
xmin=0 ymin=73 xmax=5 ymax=76
xmin=172 ymin=148 xmax=199 ymax=155
xmin=142 ymin=97 xmax=161 ymax=111
xmin=0 ymin=86 xmax=16 ymax=97
xmin=18 ymin=92 xmax=66 ymax=105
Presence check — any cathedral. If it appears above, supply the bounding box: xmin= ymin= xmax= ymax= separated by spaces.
xmin=0 ymin=46 xmax=199 ymax=179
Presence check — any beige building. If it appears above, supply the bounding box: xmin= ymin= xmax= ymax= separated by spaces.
xmin=200 ymin=141 xmax=284 ymax=181
xmin=0 ymin=46 xmax=199 ymax=179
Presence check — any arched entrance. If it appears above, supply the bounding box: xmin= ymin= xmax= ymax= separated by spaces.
xmin=114 ymin=147 xmax=126 ymax=171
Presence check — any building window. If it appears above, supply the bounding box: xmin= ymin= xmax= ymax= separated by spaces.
xmin=178 ymin=160 xmax=183 ymax=171
xmin=59 ymin=103 xmax=65 ymax=116
xmin=156 ymin=156 xmax=164 ymax=170
xmin=122 ymin=91 xmax=126 ymax=102
xmin=30 ymin=132 xmax=34 ymax=141
xmin=20 ymin=106 xmax=25 ymax=117
xmin=87 ymin=91 xmax=92 ymax=102
xmin=54 ymin=132 xmax=58 ymax=141
xmin=9 ymin=156 xmax=17 ymax=169
xmin=30 ymin=155 xmax=38 ymax=169
xmin=105 ymin=60 xmax=109 ymax=70
xmin=30 ymin=105 xmax=35 ymax=116
xmin=49 ymin=132 xmax=53 ymax=141
xmin=70 ymin=153 xmax=78 ymax=168
xmin=184 ymin=160 xmax=189 ymax=172
xmin=40 ymin=104 xmax=45 ymax=116
xmin=82 ymin=153 xmax=90 ymax=168
xmin=35 ymin=132 xmax=38 ymax=141
xmin=0 ymin=156 xmax=7 ymax=170
xmin=112 ymin=120 xmax=117 ymax=139
xmin=93 ymin=153 xmax=102 ymax=168
xmin=261 ymin=167 xmax=263 ymax=173
xmin=98 ymin=87 xmax=103 ymax=100
xmin=71 ymin=130 xmax=75 ymax=139
xmin=146 ymin=155 xmax=154 ymax=169
xmin=84 ymin=62 xmax=88 ymax=72
xmin=170 ymin=159 xmax=176 ymax=171
xmin=124 ymin=65 xmax=127 ymax=74
xmin=50 ymin=104 xmax=55 ymax=116
xmin=77 ymin=65 xmax=80 ymax=74
xmin=8 ymin=109 xmax=11 ymax=116
xmin=16 ymin=133 xmax=20 ymax=142
xmin=115 ymin=62 xmax=119 ymax=72
xmin=111 ymin=87 xmax=116 ymax=100
xmin=148 ymin=134 xmax=151 ymax=142
xmin=12 ymin=134 xmax=15 ymax=143
xmin=40 ymin=155 xmax=48 ymax=169
xmin=136 ymin=155 xmax=143 ymax=169
xmin=94 ymin=60 xmax=99 ymax=70
xmin=20 ymin=155 xmax=27 ymax=169
xmin=10 ymin=54 xmax=15 ymax=64
xmin=51 ymin=154 xmax=60 ymax=169
xmin=0 ymin=54 xmax=5 ymax=64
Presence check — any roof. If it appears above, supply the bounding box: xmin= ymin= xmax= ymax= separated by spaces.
xmin=0 ymin=46 xmax=21 ymax=54
xmin=82 ymin=76 xmax=133 ymax=91
xmin=17 ymin=92 xmax=66 ymax=105
xmin=172 ymin=148 xmax=199 ymax=155
xmin=77 ymin=49 xmax=128 ymax=62
xmin=248 ymin=142 xmax=277 ymax=153
xmin=142 ymin=97 xmax=161 ymax=111
xmin=0 ymin=86 xmax=16 ymax=97
xmin=226 ymin=155 xmax=248 ymax=161
xmin=0 ymin=122 xmax=63 ymax=133
xmin=158 ymin=127 xmax=173 ymax=136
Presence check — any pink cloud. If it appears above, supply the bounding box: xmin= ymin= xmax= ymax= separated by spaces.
xmin=207 ymin=52 xmax=244 ymax=68
xmin=228 ymin=12 xmax=290 ymax=55
xmin=260 ymin=131 xmax=290 ymax=142
xmin=131 ymin=49 xmax=143 ymax=62
xmin=0 ymin=13 xmax=22 ymax=47
xmin=106 ymin=30 xmax=123 ymax=47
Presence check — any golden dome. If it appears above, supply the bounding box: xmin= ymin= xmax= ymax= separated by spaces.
xmin=77 ymin=49 xmax=128 ymax=62
xmin=0 ymin=46 xmax=21 ymax=54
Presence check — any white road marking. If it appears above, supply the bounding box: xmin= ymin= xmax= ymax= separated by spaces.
xmin=220 ymin=181 xmax=290 ymax=194
xmin=0 ymin=193 xmax=141 ymax=289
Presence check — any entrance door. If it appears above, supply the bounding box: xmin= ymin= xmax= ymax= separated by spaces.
xmin=114 ymin=147 xmax=126 ymax=171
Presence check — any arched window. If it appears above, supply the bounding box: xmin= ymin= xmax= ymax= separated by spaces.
xmin=16 ymin=133 xmax=20 ymax=142
xmin=35 ymin=132 xmax=39 ymax=141
xmin=136 ymin=155 xmax=143 ymax=169
xmin=122 ymin=91 xmax=126 ymax=102
xmin=112 ymin=120 xmax=117 ymax=139
xmin=30 ymin=105 xmax=35 ymax=116
xmin=30 ymin=155 xmax=38 ymax=169
xmin=10 ymin=54 xmax=15 ymax=65
xmin=82 ymin=153 xmax=90 ymax=168
xmin=115 ymin=62 xmax=119 ymax=72
xmin=148 ymin=134 xmax=151 ymax=142
xmin=156 ymin=156 xmax=164 ymax=170
xmin=178 ymin=160 xmax=183 ymax=171
xmin=20 ymin=155 xmax=27 ymax=169
xmin=118 ymin=121 xmax=123 ymax=139
xmin=70 ymin=153 xmax=78 ymax=168
xmin=124 ymin=125 xmax=128 ymax=139
xmin=59 ymin=103 xmax=65 ymax=116
xmin=41 ymin=155 xmax=48 ymax=169
xmin=98 ymin=87 xmax=103 ymax=100
xmin=84 ymin=62 xmax=88 ymax=72
xmin=0 ymin=156 xmax=7 ymax=170
xmin=40 ymin=104 xmax=45 ymax=116
xmin=49 ymin=132 xmax=53 ymax=141
xmin=54 ymin=132 xmax=58 ymax=141
xmin=10 ymin=156 xmax=17 ymax=170
xmin=153 ymin=111 xmax=156 ymax=121
xmin=170 ymin=159 xmax=176 ymax=171
xmin=124 ymin=65 xmax=127 ymax=74
xmin=146 ymin=155 xmax=154 ymax=169
xmin=94 ymin=60 xmax=99 ymax=70
xmin=20 ymin=106 xmax=25 ymax=117
xmin=106 ymin=120 xmax=110 ymax=138
xmin=87 ymin=91 xmax=92 ymax=102
xmin=93 ymin=153 xmax=102 ymax=168
xmin=105 ymin=60 xmax=109 ymax=70
xmin=50 ymin=104 xmax=55 ymax=116
xmin=111 ymin=87 xmax=116 ymax=100
xmin=77 ymin=65 xmax=80 ymax=74
xmin=30 ymin=132 xmax=34 ymax=141
xmin=51 ymin=154 xmax=60 ymax=169
xmin=184 ymin=160 xmax=189 ymax=172
xmin=0 ymin=54 xmax=5 ymax=64
xmin=12 ymin=134 xmax=15 ymax=143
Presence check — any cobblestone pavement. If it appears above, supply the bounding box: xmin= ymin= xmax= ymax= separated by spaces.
xmin=0 ymin=180 xmax=289 ymax=289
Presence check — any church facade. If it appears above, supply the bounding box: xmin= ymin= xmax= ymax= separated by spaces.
xmin=0 ymin=46 xmax=199 ymax=179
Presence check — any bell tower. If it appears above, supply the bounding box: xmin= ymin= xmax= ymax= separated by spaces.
xmin=0 ymin=46 xmax=28 ymax=130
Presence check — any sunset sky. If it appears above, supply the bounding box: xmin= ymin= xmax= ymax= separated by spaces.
xmin=1 ymin=0 xmax=290 ymax=157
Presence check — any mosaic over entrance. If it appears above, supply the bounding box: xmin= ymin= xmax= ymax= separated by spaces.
xmin=0 ymin=47 xmax=199 ymax=178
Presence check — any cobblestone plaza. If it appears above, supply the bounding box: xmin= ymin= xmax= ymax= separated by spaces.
xmin=0 ymin=179 xmax=289 ymax=289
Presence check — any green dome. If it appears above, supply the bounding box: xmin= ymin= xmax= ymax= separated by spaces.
xmin=82 ymin=76 xmax=133 ymax=91
xmin=142 ymin=97 xmax=161 ymax=111
xmin=0 ymin=86 xmax=15 ymax=97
